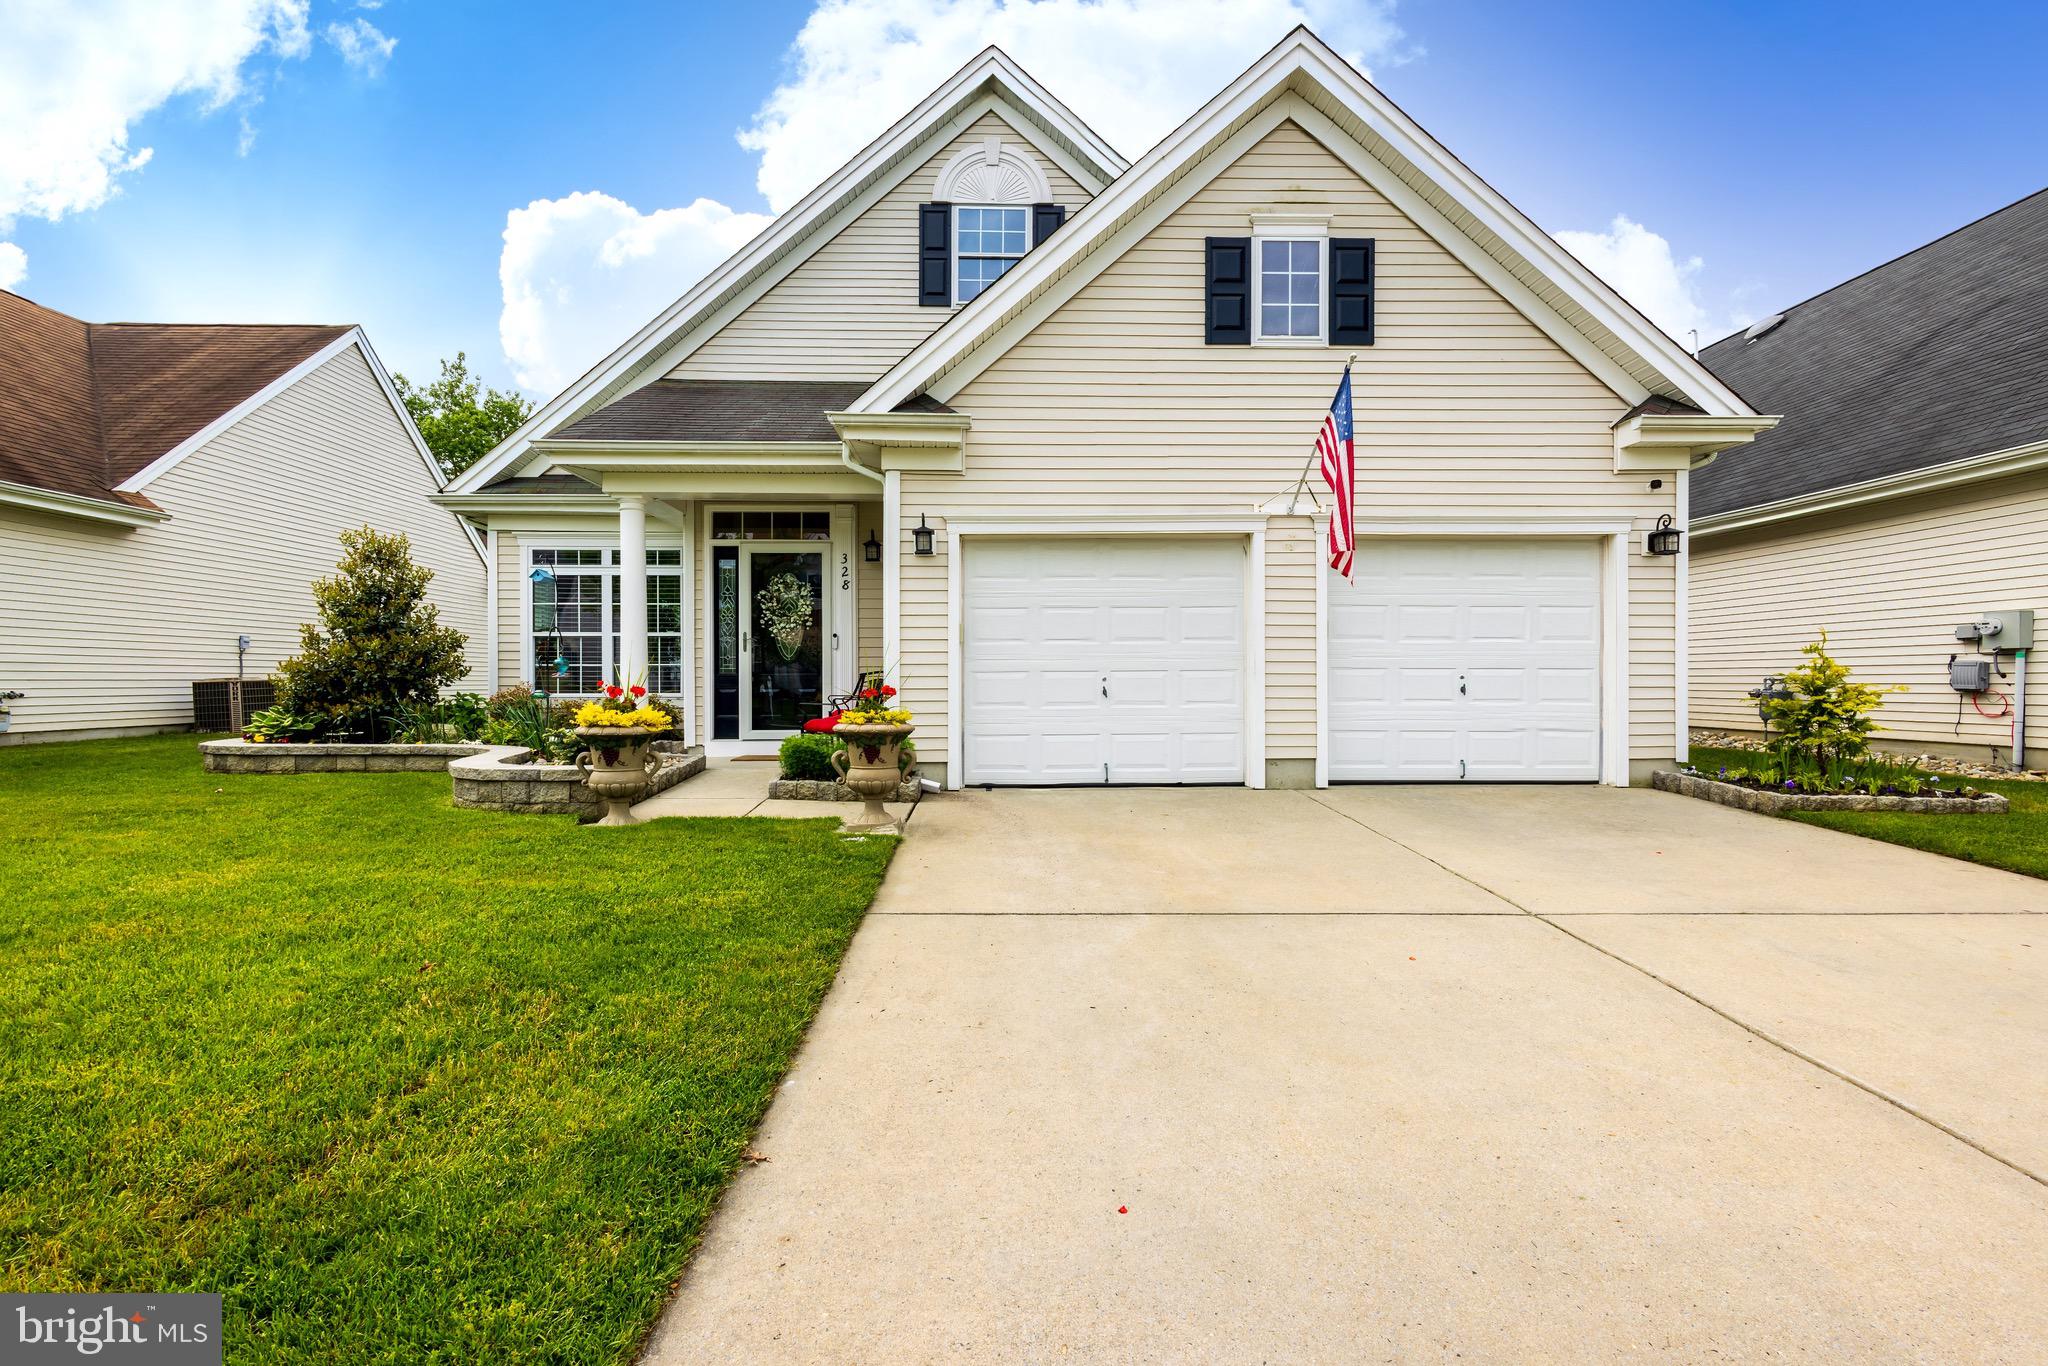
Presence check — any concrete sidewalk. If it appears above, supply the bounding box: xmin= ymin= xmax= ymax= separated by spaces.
xmin=632 ymin=754 xmax=917 ymax=826
xmin=641 ymin=785 xmax=2048 ymax=1364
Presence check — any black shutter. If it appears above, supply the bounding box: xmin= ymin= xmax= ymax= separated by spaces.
xmin=1328 ymin=237 xmax=1375 ymax=346
xmin=1205 ymin=236 xmax=1251 ymax=344
xmin=1031 ymin=202 xmax=1065 ymax=246
xmin=918 ymin=202 xmax=952 ymax=306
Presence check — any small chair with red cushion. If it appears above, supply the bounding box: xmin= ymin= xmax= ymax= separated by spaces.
xmin=802 ymin=710 xmax=844 ymax=734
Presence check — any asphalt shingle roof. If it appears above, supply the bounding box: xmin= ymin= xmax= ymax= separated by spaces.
xmin=0 ymin=288 xmax=350 ymax=508
xmin=547 ymin=379 xmax=952 ymax=445
xmin=1693 ymin=188 xmax=2048 ymax=518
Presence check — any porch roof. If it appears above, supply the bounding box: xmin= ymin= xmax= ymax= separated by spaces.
xmin=550 ymin=378 xmax=952 ymax=446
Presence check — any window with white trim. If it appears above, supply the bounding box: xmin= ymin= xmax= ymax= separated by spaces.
xmin=1254 ymin=237 xmax=1324 ymax=343
xmin=528 ymin=547 xmax=684 ymax=695
xmin=955 ymin=205 xmax=1028 ymax=302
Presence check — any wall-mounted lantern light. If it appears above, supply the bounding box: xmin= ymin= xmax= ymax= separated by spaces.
xmin=864 ymin=530 xmax=882 ymax=563
xmin=911 ymin=515 xmax=936 ymax=557
xmin=1646 ymin=514 xmax=1683 ymax=556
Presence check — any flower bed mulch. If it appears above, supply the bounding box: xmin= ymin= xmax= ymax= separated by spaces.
xmin=1653 ymin=769 xmax=2008 ymax=816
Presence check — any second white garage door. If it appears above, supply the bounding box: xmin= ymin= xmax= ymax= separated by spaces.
xmin=963 ymin=538 xmax=1246 ymax=785
xmin=1328 ymin=538 xmax=1603 ymax=782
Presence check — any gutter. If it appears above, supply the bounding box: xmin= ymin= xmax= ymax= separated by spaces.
xmin=1694 ymin=435 xmax=2048 ymax=538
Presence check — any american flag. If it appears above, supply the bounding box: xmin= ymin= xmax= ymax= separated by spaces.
xmin=1316 ymin=365 xmax=1356 ymax=578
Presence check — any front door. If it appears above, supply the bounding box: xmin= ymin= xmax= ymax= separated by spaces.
xmin=742 ymin=548 xmax=827 ymax=737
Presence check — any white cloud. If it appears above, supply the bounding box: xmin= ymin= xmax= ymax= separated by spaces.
xmin=0 ymin=0 xmax=311 ymax=254
xmin=0 ymin=242 xmax=26 ymax=291
xmin=1554 ymin=213 xmax=1727 ymax=347
xmin=325 ymin=17 xmax=396 ymax=76
xmin=498 ymin=0 xmax=1407 ymax=394
xmin=498 ymin=192 xmax=773 ymax=392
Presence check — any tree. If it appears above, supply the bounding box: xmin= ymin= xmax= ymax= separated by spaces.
xmin=1762 ymin=629 xmax=1902 ymax=765
xmin=392 ymin=352 xmax=533 ymax=479
xmin=276 ymin=528 xmax=469 ymax=740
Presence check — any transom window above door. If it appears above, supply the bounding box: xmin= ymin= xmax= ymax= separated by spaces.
xmin=1256 ymin=238 xmax=1324 ymax=342
xmin=955 ymin=206 xmax=1028 ymax=302
xmin=709 ymin=510 xmax=832 ymax=541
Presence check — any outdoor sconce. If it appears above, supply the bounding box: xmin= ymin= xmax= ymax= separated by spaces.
xmin=1646 ymin=514 xmax=1683 ymax=557
xmin=864 ymin=530 xmax=882 ymax=563
xmin=911 ymin=515 xmax=935 ymax=557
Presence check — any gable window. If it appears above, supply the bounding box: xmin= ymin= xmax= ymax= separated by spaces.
xmin=528 ymin=546 xmax=684 ymax=695
xmin=1255 ymin=237 xmax=1325 ymax=343
xmin=955 ymin=205 xmax=1028 ymax=302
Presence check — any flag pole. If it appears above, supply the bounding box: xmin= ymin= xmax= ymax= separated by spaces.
xmin=1286 ymin=355 xmax=1356 ymax=515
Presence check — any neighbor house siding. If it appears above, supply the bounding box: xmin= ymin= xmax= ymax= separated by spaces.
xmin=899 ymin=119 xmax=1674 ymax=772
xmin=0 ymin=346 xmax=486 ymax=740
xmin=1691 ymin=470 xmax=2048 ymax=759
xmin=670 ymin=111 xmax=1092 ymax=382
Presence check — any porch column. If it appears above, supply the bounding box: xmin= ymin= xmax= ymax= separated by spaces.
xmin=618 ymin=494 xmax=648 ymax=685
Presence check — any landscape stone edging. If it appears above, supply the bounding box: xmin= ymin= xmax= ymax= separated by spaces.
xmin=200 ymin=739 xmax=489 ymax=774
xmin=200 ymin=737 xmax=709 ymax=821
xmin=767 ymin=772 xmax=922 ymax=803
xmin=1652 ymin=769 xmax=2008 ymax=815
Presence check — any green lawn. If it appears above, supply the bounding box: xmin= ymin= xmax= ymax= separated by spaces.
xmin=1688 ymin=744 xmax=2048 ymax=881
xmin=0 ymin=733 xmax=895 ymax=1363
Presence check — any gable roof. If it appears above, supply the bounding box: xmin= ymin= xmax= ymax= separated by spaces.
xmin=850 ymin=27 xmax=1757 ymax=418
xmin=548 ymin=379 xmax=954 ymax=446
xmin=448 ymin=47 xmax=1125 ymax=494
xmin=0 ymin=288 xmax=351 ymax=512
xmin=1693 ymin=187 xmax=2048 ymax=520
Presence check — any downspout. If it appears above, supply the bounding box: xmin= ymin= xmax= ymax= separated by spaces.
xmin=838 ymin=445 xmax=885 ymax=485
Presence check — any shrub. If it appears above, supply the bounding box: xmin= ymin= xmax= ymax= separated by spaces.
xmin=1762 ymin=629 xmax=1901 ymax=767
xmin=779 ymin=732 xmax=840 ymax=781
xmin=275 ymin=528 xmax=468 ymax=740
xmin=389 ymin=693 xmax=488 ymax=743
xmin=244 ymin=704 xmax=325 ymax=743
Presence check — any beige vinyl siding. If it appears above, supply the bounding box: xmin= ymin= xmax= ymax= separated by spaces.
xmin=900 ymin=119 xmax=1675 ymax=768
xmin=1691 ymin=470 xmax=2048 ymax=758
xmin=856 ymin=500 xmax=883 ymax=673
xmin=671 ymin=111 xmax=1090 ymax=381
xmin=1 ymin=346 xmax=485 ymax=740
xmin=495 ymin=528 xmax=525 ymax=687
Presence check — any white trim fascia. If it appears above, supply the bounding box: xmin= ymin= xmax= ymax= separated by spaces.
xmin=853 ymin=30 xmax=1756 ymax=417
xmin=1602 ymin=532 xmax=1631 ymax=787
xmin=115 ymin=329 xmax=362 ymax=493
xmin=532 ymin=439 xmax=846 ymax=458
xmin=0 ymin=480 xmax=168 ymax=527
xmin=1612 ymin=412 xmax=1779 ymax=471
xmin=1675 ymin=469 xmax=1689 ymax=765
xmin=447 ymin=55 xmax=1122 ymax=497
xmin=1313 ymin=512 xmax=1329 ymax=789
xmin=432 ymin=493 xmax=617 ymax=516
xmin=1353 ymin=517 xmax=1633 ymax=537
xmin=1247 ymin=527 xmax=1267 ymax=789
xmin=943 ymin=513 xmax=1270 ymax=535
xmin=1690 ymin=435 xmax=2048 ymax=538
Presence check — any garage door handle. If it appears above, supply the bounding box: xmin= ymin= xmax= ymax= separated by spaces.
xmin=1101 ymin=679 xmax=1108 ymax=697
xmin=1459 ymin=673 xmax=1467 ymax=696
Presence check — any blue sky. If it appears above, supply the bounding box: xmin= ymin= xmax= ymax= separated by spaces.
xmin=5 ymin=0 xmax=2044 ymax=396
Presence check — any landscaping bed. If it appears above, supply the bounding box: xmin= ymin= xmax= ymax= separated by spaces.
xmin=0 ymin=733 xmax=895 ymax=1363
xmin=1653 ymin=768 xmax=2007 ymax=815
xmin=768 ymin=771 xmax=922 ymax=803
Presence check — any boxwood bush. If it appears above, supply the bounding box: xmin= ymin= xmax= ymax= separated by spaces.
xmin=778 ymin=732 xmax=841 ymax=781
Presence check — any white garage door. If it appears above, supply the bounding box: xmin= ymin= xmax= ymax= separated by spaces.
xmin=1328 ymin=539 xmax=1602 ymax=782
xmin=964 ymin=538 xmax=1245 ymax=785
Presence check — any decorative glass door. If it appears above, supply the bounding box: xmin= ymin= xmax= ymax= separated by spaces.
xmin=742 ymin=549 xmax=826 ymax=736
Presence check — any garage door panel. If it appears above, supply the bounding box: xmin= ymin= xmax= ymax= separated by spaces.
xmin=1329 ymin=539 xmax=1601 ymax=783
xmin=965 ymin=538 xmax=1245 ymax=785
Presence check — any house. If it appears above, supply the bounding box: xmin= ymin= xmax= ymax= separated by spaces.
xmin=440 ymin=28 xmax=1773 ymax=789
xmin=0 ymin=290 xmax=487 ymax=743
xmin=1689 ymin=189 xmax=2046 ymax=768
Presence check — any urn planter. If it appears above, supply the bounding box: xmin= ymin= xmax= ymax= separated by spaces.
xmin=574 ymin=725 xmax=670 ymax=826
xmin=830 ymin=722 xmax=915 ymax=834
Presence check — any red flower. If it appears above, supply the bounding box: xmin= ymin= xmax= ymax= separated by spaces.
xmin=629 ymin=685 xmax=646 ymax=698
xmin=880 ymin=685 xmax=896 ymax=697
xmin=605 ymin=684 xmax=624 ymax=699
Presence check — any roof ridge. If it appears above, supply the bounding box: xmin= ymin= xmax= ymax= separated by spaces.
xmin=1705 ymin=185 xmax=2048 ymax=352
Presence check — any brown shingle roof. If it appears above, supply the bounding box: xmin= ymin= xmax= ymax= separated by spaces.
xmin=548 ymin=378 xmax=955 ymax=445
xmin=0 ymin=289 xmax=350 ymax=508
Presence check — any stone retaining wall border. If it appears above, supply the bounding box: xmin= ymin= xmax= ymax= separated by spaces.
xmin=1652 ymin=769 xmax=2008 ymax=816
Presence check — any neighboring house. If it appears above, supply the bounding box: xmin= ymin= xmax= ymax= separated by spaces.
xmin=1690 ymin=189 xmax=2047 ymax=767
xmin=441 ymin=28 xmax=1772 ymax=789
xmin=0 ymin=290 xmax=487 ymax=743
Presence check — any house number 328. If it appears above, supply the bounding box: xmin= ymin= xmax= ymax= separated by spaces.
xmin=840 ymin=553 xmax=850 ymax=590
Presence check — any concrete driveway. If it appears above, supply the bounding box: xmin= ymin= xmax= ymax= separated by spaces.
xmin=642 ymin=786 xmax=2048 ymax=1363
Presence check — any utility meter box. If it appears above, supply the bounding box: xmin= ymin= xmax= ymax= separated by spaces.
xmin=1982 ymin=609 xmax=2035 ymax=651
xmin=1950 ymin=657 xmax=1992 ymax=693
